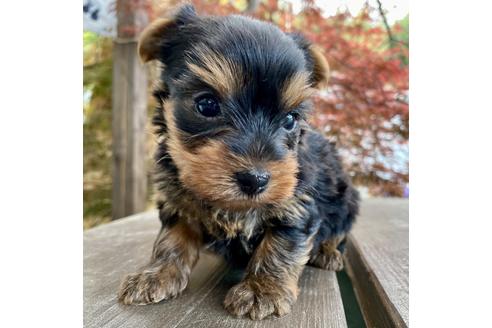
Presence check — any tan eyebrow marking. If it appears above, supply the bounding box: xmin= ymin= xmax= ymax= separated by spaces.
xmin=280 ymin=71 xmax=314 ymax=110
xmin=186 ymin=48 xmax=242 ymax=96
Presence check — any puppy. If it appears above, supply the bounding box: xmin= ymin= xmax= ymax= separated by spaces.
xmin=118 ymin=4 xmax=359 ymax=320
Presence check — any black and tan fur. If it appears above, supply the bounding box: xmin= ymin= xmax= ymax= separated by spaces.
xmin=118 ymin=4 xmax=359 ymax=320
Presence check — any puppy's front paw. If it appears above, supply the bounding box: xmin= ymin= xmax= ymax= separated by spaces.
xmin=224 ymin=279 xmax=295 ymax=320
xmin=118 ymin=265 xmax=188 ymax=305
xmin=310 ymin=249 xmax=344 ymax=271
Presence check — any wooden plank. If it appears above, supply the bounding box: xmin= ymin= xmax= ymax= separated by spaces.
xmin=345 ymin=198 xmax=409 ymax=327
xmin=84 ymin=211 xmax=228 ymax=328
xmin=175 ymin=267 xmax=348 ymax=328
xmin=111 ymin=0 xmax=149 ymax=220
xmin=84 ymin=210 xmax=349 ymax=328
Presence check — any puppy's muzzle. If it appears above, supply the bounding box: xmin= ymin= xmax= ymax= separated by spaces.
xmin=235 ymin=170 xmax=270 ymax=195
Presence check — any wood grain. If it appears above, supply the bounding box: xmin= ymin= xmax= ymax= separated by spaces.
xmin=174 ymin=266 xmax=348 ymax=328
xmin=84 ymin=211 xmax=348 ymax=327
xmin=345 ymin=198 xmax=409 ymax=327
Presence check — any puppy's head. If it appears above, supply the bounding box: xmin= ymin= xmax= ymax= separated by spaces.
xmin=141 ymin=5 xmax=330 ymax=209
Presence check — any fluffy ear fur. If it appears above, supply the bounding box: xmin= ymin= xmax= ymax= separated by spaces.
xmin=138 ymin=4 xmax=197 ymax=63
xmin=289 ymin=33 xmax=330 ymax=88
xmin=307 ymin=45 xmax=330 ymax=88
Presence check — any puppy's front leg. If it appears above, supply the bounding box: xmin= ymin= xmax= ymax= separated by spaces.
xmin=118 ymin=219 xmax=201 ymax=305
xmin=224 ymin=226 xmax=313 ymax=320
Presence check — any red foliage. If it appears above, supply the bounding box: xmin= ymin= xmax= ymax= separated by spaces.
xmin=183 ymin=0 xmax=409 ymax=196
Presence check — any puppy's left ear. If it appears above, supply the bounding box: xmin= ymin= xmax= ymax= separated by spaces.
xmin=289 ymin=33 xmax=330 ymax=89
xmin=138 ymin=4 xmax=198 ymax=63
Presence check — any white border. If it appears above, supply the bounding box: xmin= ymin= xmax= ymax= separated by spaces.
xmin=0 ymin=1 xmax=82 ymax=327
xmin=411 ymin=0 xmax=492 ymax=326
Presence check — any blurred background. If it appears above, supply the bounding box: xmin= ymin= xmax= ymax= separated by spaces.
xmin=83 ymin=0 xmax=408 ymax=229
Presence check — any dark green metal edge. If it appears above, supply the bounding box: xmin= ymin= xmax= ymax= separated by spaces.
xmin=337 ymin=270 xmax=366 ymax=328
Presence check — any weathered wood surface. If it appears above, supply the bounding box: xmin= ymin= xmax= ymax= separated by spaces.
xmin=84 ymin=211 xmax=348 ymax=328
xmin=179 ymin=268 xmax=347 ymax=328
xmin=345 ymin=198 xmax=409 ymax=327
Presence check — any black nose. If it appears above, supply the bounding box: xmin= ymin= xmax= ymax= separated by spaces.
xmin=235 ymin=170 xmax=270 ymax=195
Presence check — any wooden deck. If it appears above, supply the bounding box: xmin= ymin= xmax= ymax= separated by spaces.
xmin=84 ymin=198 xmax=408 ymax=328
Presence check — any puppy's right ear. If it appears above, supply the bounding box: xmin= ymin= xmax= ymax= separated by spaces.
xmin=288 ymin=33 xmax=330 ymax=89
xmin=138 ymin=4 xmax=197 ymax=63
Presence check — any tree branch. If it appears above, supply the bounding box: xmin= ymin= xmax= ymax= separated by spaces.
xmin=375 ymin=0 xmax=409 ymax=67
xmin=376 ymin=0 xmax=397 ymax=47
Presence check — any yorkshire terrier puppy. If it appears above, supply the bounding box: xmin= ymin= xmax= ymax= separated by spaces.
xmin=118 ymin=4 xmax=359 ymax=320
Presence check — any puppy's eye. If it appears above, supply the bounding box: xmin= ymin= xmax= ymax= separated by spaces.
xmin=195 ymin=95 xmax=220 ymax=117
xmin=283 ymin=113 xmax=297 ymax=131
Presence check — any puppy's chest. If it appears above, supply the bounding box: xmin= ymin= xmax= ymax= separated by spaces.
xmin=199 ymin=209 xmax=264 ymax=241
xmin=196 ymin=209 xmax=265 ymax=261
xmin=156 ymin=182 xmax=266 ymax=240
xmin=197 ymin=214 xmax=263 ymax=265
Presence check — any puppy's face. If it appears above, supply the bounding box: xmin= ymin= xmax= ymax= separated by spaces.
xmin=141 ymin=5 xmax=329 ymax=209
